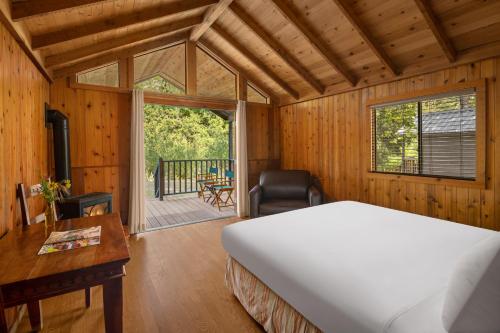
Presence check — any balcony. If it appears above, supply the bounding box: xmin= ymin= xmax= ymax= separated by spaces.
xmin=146 ymin=158 xmax=236 ymax=230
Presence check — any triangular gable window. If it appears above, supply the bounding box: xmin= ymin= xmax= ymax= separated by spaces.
xmin=134 ymin=43 xmax=186 ymax=94
xmin=247 ymin=82 xmax=269 ymax=104
xmin=77 ymin=62 xmax=119 ymax=88
xmin=196 ymin=47 xmax=236 ymax=100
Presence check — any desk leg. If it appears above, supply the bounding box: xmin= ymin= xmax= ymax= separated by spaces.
xmin=103 ymin=277 xmax=123 ymax=333
xmin=27 ymin=300 xmax=42 ymax=331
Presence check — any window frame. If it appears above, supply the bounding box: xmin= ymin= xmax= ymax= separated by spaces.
xmin=367 ymin=79 xmax=486 ymax=189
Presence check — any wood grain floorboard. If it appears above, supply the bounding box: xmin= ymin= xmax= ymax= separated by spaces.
xmin=17 ymin=217 xmax=263 ymax=333
xmin=146 ymin=195 xmax=236 ymax=229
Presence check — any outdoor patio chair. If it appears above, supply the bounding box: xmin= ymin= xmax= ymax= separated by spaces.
xmin=209 ymin=170 xmax=235 ymax=211
xmin=196 ymin=166 xmax=219 ymax=201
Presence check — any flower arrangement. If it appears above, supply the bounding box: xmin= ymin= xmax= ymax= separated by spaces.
xmin=40 ymin=178 xmax=71 ymax=204
xmin=40 ymin=178 xmax=71 ymax=228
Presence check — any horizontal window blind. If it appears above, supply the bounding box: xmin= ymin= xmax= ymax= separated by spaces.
xmin=372 ymin=90 xmax=476 ymax=180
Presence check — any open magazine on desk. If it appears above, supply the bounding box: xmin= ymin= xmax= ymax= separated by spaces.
xmin=38 ymin=226 xmax=101 ymax=255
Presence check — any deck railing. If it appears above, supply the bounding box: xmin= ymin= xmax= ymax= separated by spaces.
xmin=154 ymin=158 xmax=235 ymax=200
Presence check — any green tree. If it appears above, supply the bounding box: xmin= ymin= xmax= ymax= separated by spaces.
xmin=375 ymin=102 xmax=418 ymax=172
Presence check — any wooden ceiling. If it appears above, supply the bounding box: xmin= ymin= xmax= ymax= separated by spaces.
xmin=5 ymin=0 xmax=500 ymax=104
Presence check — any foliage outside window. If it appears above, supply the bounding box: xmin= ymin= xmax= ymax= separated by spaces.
xmin=77 ymin=62 xmax=119 ymax=87
xmin=247 ymin=83 xmax=269 ymax=104
xmin=372 ymin=90 xmax=477 ymax=180
xmin=143 ymin=104 xmax=229 ymax=176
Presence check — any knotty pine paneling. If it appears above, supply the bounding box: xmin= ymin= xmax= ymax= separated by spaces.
xmin=49 ymin=79 xmax=131 ymax=224
xmin=246 ymin=102 xmax=280 ymax=188
xmin=0 ymin=20 xmax=50 ymax=329
xmin=280 ymin=58 xmax=500 ymax=231
xmin=0 ymin=21 xmax=50 ymax=235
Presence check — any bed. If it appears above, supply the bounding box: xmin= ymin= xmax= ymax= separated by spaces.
xmin=222 ymin=201 xmax=500 ymax=333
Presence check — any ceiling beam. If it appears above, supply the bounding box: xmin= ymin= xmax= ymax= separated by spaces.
xmin=198 ymin=40 xmax=280 ymax=103
xmin=31 ymin=0 xmax=216 ymax=50
xmin=45 ymin=16 xmax=202 ymax=68
xmin=331 ymin=0 xmax=399 ymax=76
xmin=413 ymin=0 xmax=456 ymax=63
xmin=211 ymin=23 xmax=299 ymax=99
xmin=11 ymin=0 xmax=109 ymax=21
xmin=53 ymin=31 xmax=189 ymax=79
xmin=190 ymin=0 xmax=233 ymax=42
xmin=270 ymin=0 xmax=357 ymax=86
xmin=229 ymin=3 xmax=324 ymax=95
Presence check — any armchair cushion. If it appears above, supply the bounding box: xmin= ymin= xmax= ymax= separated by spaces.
xmin=260 ymin=170 xmax=311 ymax=200
xmin=259 ymin=199 xmax=309 ymax=216
xmin=249 ymin=170 xmax=324 ymax=218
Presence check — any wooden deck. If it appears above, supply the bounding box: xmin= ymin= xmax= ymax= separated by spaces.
xmin=145 ymin=194 xmax=236 ymax=229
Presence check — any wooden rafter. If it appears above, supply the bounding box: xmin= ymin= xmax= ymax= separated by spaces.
xmin=53 ymin=31 xmax=189 ymax=79
xmin=11 ymin=0 xmax=109 ymax=21
xmin=211 ymin=23 xmax=299 ymax=99
xmin=414 ymin=0 xmax=456 ymax=63
xmin=198 ymin=40 xmax=280 ymax=103
xmin=185 ymin=41 xmax=197 ymax=95
xmin=31 ymin=0 xmax=216 ymax=50
xmin=45 ymin=16 xmax=202 ymax=68
xmin=331 ymin=0 xmax=399 ymax=76
xmin=270 ymin=0 xmax=357 ymax=86
xmin=229 ymin=3 xmax=324 ymax=95
xmin=190 ymin=0 xmax=234 ymax=42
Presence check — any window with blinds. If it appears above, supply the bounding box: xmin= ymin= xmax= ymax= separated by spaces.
xmin=372 ymin=90 xmax=477 ymax=180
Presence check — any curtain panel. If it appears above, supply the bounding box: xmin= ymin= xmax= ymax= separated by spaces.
xmin=236 ymin=100 xmax=249 ymax=217
xmin=128 ymin=89 xmax=146 ymax=234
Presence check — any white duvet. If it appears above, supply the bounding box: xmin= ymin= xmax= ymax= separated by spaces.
xmin=221 ymin=201 xmax=496 ymax=333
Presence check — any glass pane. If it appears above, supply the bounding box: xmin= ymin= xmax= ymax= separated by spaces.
xmin=421 ymin=93 xmax=476 ymax=179
xmin=77 ymin=62 xmax=119 ymax=87
xmin=196 ymin=47 xmax=236 ymax=99
xmin=374 ymin=102 xmax=419 ymax=174
xmin=247 ymin=83 xmax=268 ymax=104
xmin=83 ymin=202 xmax=110 ymax=217
xmin=134 ymin=43 xmax=186 ymax=94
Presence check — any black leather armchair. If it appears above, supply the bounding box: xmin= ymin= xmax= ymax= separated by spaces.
xmin=249 ymin=170 xmax=323 ymax=218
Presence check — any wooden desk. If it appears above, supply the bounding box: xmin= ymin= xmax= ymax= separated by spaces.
xmin=0 ymin=213 xmax=130 ymax=333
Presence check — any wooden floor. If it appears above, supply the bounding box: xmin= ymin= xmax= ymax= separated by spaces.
xmin=17 ymin=217 xmax=263 ymax=333
xmin=145 ymin=194 xmax=236 ymax=230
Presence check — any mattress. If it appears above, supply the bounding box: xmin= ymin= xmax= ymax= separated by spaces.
xmin=221 ymin=201 xmax=496 ymax=333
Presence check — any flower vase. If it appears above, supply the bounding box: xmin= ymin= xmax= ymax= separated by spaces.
xmin=45 ymin=202 xmax=57 ymax=229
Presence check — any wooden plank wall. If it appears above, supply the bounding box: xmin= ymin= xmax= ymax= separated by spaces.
xmin=246 ymin=102 xmax=280 ymax=188
xmin=280 ymin=57 xmax=500 ymax=231
xmin=0 ymin=20 xmax=50 ymax=329
xmin=49 ymin=79 xmax=131 ymax=224
xmin=0 ymin=21 xmax=50 ymax=235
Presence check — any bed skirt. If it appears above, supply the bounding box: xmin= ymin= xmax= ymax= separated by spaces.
xmin=225 ymin=256 xmax=322 ymax=333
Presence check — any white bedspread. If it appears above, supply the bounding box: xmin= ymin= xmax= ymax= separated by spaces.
xmin=221 ymin=201 xmax=496 ymax=333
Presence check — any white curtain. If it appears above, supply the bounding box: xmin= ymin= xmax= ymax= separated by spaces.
xmin=236 ymin=100 xmax=249 ymax=217
xmin=128 ymin=89 xmax=146 ymax=234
